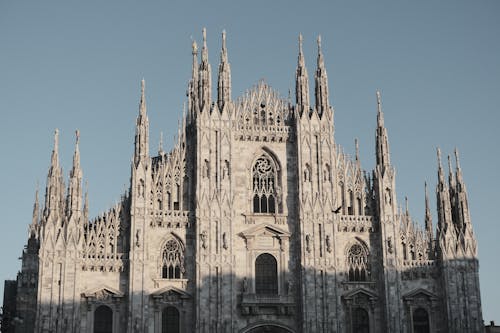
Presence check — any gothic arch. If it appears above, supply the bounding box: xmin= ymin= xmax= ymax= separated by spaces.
xmin=345 ymin=238 xmax=370 ymax=282
xmin=159 ymin=234 xmax=185 ymax=279
xmin=240 ymin=322 xmax=295 ymax=333
xmin=250 ymin=148 xmax=282 ymax=214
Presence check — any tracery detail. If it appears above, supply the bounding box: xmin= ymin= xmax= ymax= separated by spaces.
xmin=252 ymin=154 xmax=278 ymax=213
xmin=347 ymin=243 xmax=369 ymax=281
xmin=161 ymin=238 xmax=184 ymax=279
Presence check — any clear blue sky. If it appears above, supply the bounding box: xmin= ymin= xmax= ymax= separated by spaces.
xmin=1 ymin=0 xmax=499 ymax=323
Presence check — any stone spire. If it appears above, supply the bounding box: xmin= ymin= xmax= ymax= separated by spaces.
xmin=66 ymin=130 xmax=83 ymax=215
xmin=355 ymin=138 xmax=360 ymax=164
xmin=158 ymin=131 xmax=164 ymax=155
xmin=375 ymin=91 xmax=391 ymax=169
xmin=29 ymin=185 xmax=40 ymax=238
xmin=134 ymin=79 xmax=149 ymax=166
xmin=217 ymin=30 xmax=231 ymax=112
xmin=188 ymin=38 xmax=199 ymax=121
xmin=447 ymin=154 xmax=456 ymax=196
xmin=314 ymin=35 xmax=329 ymax=117
xmin=43 ymin=129 xmax=64 ymax=218
xmin=295 ymin=34 xmax=310 ymax=114
xmin=424 ymin=181 xmax=433 ymax=238
xmin=198 ymin=27 xmax=212 ymax=112
xmin=436 ymin=148 xmax=453 ymax=237
xmin=454 ymin=148 xmax=471 ymax=231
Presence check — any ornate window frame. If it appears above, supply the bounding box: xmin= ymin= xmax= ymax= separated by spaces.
xmin=249 ymin=150 xmax=282 ymax=215
xmin=158 ymin=234 xmax=185 ymax=280
xmin=345 ymin=239 xmax=370 ymax=282
xmin=81 ymin=286 xmax=124 ymax=333
xmin=403 ymin=288 xmax=438 ymax=333
xmin=239 ymin=224 xmax=293 ymax=316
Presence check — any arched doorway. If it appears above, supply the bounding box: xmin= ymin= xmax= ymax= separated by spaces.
xmin=352 ymin=307 xmax=369 ymax=333
xmin=162 ymin=306 xmax=180 ymax=333
xmin=255 ymin=253 xmax=278 ymax=295
xmin=94 ymin=305 xmax=113 ymax=333
xmin=413 ymin=308 xmax=430 ymax=333
xmin=244 ymin=324 xmax=294 ymax=333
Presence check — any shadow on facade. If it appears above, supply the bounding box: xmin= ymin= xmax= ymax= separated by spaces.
xmin=3 ymin=255 xmax=483 ymax=333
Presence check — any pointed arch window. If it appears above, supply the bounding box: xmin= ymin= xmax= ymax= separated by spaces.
xmin=347 ymin=243 xmax=369 ymax=282
xmin=252 ymin=154 xmax=279 ymax=214
xmin=161 ymin=238 xmax=184 ymax=279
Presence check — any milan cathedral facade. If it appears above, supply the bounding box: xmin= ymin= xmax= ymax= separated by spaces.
xmin=3 ymin=30 xmax=483 ymax=333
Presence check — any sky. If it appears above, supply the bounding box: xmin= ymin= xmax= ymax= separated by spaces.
xmin=1 ymin=0 xmax=499 ymax=323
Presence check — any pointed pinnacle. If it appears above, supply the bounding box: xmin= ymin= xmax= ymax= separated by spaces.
xmin=437 ymin=147 xmax=442 ymax=169
xmin=447 ymin=154 xmax=453 ymax=175
xmin=376 ymin=90 xmax=384 ymax=125
xmin=75 ymin=129 xmax=80 ymax=146
xmin=220 ymin=30 xmax=228 ymax=63
xmin=355 ymin=138 xmax=360 ymax=162
xmin=299 ymin=33 xmax=303 ymax=54
xmin=159 ymin=132 xmax=164 ymax=154
xmin=317 ymin=35 xmax=325 ymax=69
xmin=454 ymin=148 xmax=461 ymax=170
xmin=54 ymin=129 xmax=59 ymax=154
xmin=202 ymin=27 xmax=207 ymax=48
xmin=425 ymin=181 xmax=429 ymax=202
xmin=140 ymin=79 xmax=146 ymax=115
xmin=192 ymin=39 xmax=198 ymax=54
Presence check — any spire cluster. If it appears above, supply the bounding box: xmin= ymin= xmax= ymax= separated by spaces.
xmin=435 ymin=147 xmax=475 ymax=258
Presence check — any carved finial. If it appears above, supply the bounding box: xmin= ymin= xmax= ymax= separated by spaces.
xmin=202 ymin=27 xmax=207 ymax=47
xmin=376 ymin=90 xmax=382 ymax=113
xmin=159 ymin=132 xmax=164 ymax=154
xmin=355 ymin=138 xmax=360 ymax=162
xmin=405 ymin=196 xmax=409 ymax=215
xmin=437 ymin=147 xmax=442 ymax=168
xmin=222 ymin=30 xmax=226 ymax=50
xmin=317 ymin=35 xmax=322 ymax=52
xmin=75 ymin=129 xmax=80 ymax=146
xmin=54 ymin=128 xmax=59 ymax=153
xmin=192 ymin=39 xmax=198 ymax=54
xmin=454 ymin=148 xmax=461 ymax=170
xmin=447 ymin=154 xmax=453 ymax=174
xmin=139 ymin=79 xmax=147 ymax=116
xmin=298 ymin=33 xmax=303 ymax=54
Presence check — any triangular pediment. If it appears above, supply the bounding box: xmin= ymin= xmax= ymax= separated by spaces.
xmin=82 ymin=285 xmax=124 ymax=298
xmin=240 ymin=223 xmax=290 ymax=239
xmin=403 ymin=288 xmax=437 ymax=301
xmin=342 ymin=287 xmax=378 ymax=301
xmin=151 ymin=286 xmax=190 ymax=299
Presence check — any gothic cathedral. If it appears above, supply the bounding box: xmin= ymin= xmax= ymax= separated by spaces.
xmin=3 ymin=29 xmax=483 ymax=333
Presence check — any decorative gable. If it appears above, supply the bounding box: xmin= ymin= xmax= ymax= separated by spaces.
xmin=81 ymin=285 xmax=124 ymax=301
xmin=151 ymin=286 xmax=190 ymax=302
xmin=240 ymin=224 xmax=290 ymax=250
